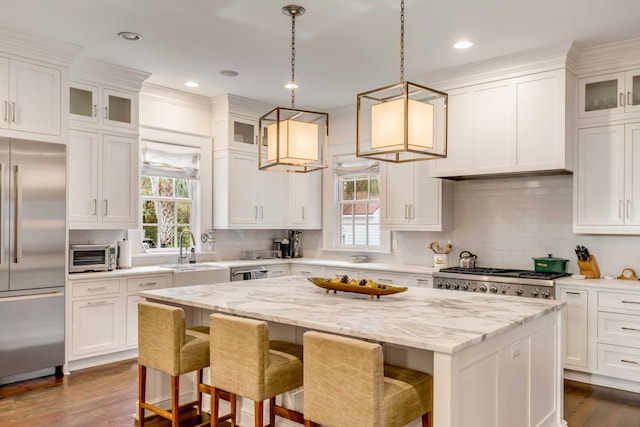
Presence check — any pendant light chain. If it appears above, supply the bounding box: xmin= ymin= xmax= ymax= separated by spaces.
xmin=400 ymin=0 xmax=405 ymax=83
xmin=290 ymin=11 xmax=296 ymax=109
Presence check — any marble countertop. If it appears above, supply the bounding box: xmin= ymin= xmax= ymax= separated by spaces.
xmin=140 ymin=275 xmax=563 ymax=354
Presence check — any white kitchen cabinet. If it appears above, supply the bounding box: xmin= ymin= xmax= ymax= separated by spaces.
xmin=409 ymin=275 xmax=433 ymax=288
xmin=557 ymin=286 xmax=589 ymax=369
xmin=381 ymin=161 xmax=452 ymax=231
xmin=430 ymin=69 xmax=572 ymax=178
xmin=68 ymin=130 xmax=138 ymax=229
xmin=574 ymin=123 xmax=640 ymax=233
xmin=70 ymin=81 xmax=138 ymax=130
xmin=290 ymin=264 xmax=325 ymax=277
xmin=577 ymin=68 xmax=640 ymax=120
xmin=265 ymin=264 xmax=290 ymax=277
xmin=0 ymin=58 xmax=62 ymax=137
xmin=366 ymin=271 xmax=408 ymax=287
xmin=289 ymin=171 xmax=322 ymax=229
xmin=213 ymin=113 xmax=258 ymax=152
xmin=213 ymin=150 xmax=287 ymax=229
xmin=67 ymin=272 xmax=169 ymax=370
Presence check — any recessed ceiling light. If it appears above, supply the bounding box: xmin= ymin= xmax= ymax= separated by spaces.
xmin=117 ymin=31 xmax=142 ymax=41
xmin=454 ymin=40 xmax=473 ymax=49
xmin=219 ymin=70 xmax=239 ymax=77
xmin=184 ymin=81 xmax=200 ymax=88
xmin=284 ymin=82 xmax=299 ymax=89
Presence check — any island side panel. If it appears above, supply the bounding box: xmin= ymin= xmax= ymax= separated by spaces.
xmin=434 ymin=310 xmax=563 ymax=427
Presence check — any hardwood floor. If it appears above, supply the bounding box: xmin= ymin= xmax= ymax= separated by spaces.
xmin=1 ymin=358 xmax=640 ymax=426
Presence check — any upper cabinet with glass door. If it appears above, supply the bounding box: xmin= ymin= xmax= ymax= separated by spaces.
xmin=578 ymin=68 xmax=640 ymax=120
xmin=70 ymin=81 xmax=138 ymax=130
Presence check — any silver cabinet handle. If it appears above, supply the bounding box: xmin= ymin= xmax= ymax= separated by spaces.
xmin=566 ymin=292 xmax=581 ymax=295
xmin=622 ymin=300 xmax=640 ymax=304
xmin=621 ymin=359 xmax=640 ymax=365
xmin=88 ymin=286 xmax=107 ymax=292
xmin=14 ymin=165 xmax=22 ymax=264
xmin=621 ymin=326 xmax=640 ymax=332
xmin=11 ymin=102 xmax=16 ymax=123
xmin=103 ymin=200 xmax=108 ymax=216
xmin=254 ymin=206 xmax=258 ymax=220
xmin=627 ymin=200 xmax=631 ymax=219
xmin=377 ymin=278 xmax=393 ymax=283
xmin=629 ymin=91 xmax=633 ymax=106
xmin=299 ymin=270 xmax=311 ymax=275
xmin=620 ymin=93 xmax=625 ymax=107
xmin=140 ymin=282 xmax=157 ymax=287
xmin=619 ymin=200 xmax=624 ymax=218
xmin=404 ymin=204 xmax=408 ymax=219
xmin=409 ymin=204 xmax=414 ymax=219
xmin=261 ymin=206 xmax=264 ymax=220
xmin=92 ymin=198 xmax=97 ymax=216
xmin=302 ymin=206 xmax=305 ymax=220
xmin=104 ymin=106 xmax=108 ymax=119
xmin=93 ymin=105 xmax=97 ymax=117
xmin=87 ymin=300 xmax=107 ymax=306
xmin=3 ymin=101 xmax=7 ymax=122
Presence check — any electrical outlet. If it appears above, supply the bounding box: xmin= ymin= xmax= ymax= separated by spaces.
xmin=511 ymin=341 xmax=521 ymax=358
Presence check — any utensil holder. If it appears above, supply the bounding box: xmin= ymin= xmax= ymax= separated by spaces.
xmin=577 ymin=255 xmax=601 ymax=279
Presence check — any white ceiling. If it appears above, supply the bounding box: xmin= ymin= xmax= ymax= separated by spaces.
xmin=2 ymin=0 xmax=640 ymax=109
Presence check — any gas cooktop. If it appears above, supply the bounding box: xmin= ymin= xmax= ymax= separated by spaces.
xmin=434 ymin=266 xmax=570 ymax=280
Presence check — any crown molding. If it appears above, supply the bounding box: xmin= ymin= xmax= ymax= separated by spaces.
xmin=71 ymin=57 xmax=151 ymax=91
xmin=574 ymin=37 xmax=640 ymax=76
xmin=0 ymin=26 xmax=82 ymax=67
xmin=141 ymin=83 xmax=211 ymax=113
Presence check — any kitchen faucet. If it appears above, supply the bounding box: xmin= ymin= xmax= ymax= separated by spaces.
xmin=178 ymin=229 xmax=196 ymax=264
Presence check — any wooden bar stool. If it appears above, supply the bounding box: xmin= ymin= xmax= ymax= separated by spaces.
xmin=303 ymin=331 xmax=433 ymax=427
xmin=137 ymin=301 xmax=235 ymax=427
xmin=209 ymin=313 xmax=305 ymax=427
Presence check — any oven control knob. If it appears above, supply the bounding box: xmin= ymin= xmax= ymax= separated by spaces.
xmin=501 ymin=289 xmax=507 ymax=294
xmin=542 ymin=291 xmax=551 ymax=299
xmin=530 ymin=289 xmax=539 ymax=297
xmin=445 ymin=283 xmax=451 ymax=289
xmin=516 ymin=288 xmax=524 ymax=296
xmin=479 ymin=284 xmax=487 ymax=292
xmin=453 ymin=283 xmax=460 ymax=290
xmin=462 ymin=283 xmax=469 ymax=291
xmin=436 ymin=281 xmax=443 ymax=288
xmin=489 ymin=286 xmax=498 ymax=293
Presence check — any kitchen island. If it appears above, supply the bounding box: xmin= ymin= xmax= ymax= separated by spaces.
xmin=140 ymin=275 xmax=566 ymax=427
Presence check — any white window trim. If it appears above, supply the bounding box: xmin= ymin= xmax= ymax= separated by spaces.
xmin=322 ymin=142 xmax=391 ymax=253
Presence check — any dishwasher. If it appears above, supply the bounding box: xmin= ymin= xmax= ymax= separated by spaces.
xmin=230 ymin=264 xmax=289 ymax=281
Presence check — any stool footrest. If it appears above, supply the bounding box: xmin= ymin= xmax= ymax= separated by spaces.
xmin=272 ymin=403 xmax=304 ymax=424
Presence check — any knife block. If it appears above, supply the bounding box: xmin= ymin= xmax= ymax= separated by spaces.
xmin=577 ymin=255 xmax=601 ymax=279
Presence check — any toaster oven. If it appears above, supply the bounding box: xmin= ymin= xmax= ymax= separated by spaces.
xmin=69 ymin=244 xmax=116 ymax=273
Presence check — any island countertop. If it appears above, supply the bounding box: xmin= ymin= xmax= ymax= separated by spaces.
xmin=139 ymin=275 xmax=564 ymax=354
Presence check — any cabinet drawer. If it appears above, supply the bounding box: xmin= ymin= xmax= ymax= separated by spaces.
xmin=598 ymin=311 xmax=640 ymax=347
xmin=366 ymin=271 xmax=408 ymax=287
xmin=72 ymin=279 xmax=121 ymax=298
xmin=325 ymin=268 xmax=360 ymax=281
xmin=126 ymin=275 xmax=168 ymax=292
xmin=266 ymin=264 xmax=289 ymax=278
xmin=410 ymin=275 xmax=433 ymax=288
xmin=597 ymin=343 xmax=640 ymax=380
xmin=598 ymin=291 xmax=640 ymax=313
xmin=290 ymin=265 xmax=325 ymax=277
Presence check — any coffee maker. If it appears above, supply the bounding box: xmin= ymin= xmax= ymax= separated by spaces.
xmin=288 ymin=230 xmax=302 ymax=258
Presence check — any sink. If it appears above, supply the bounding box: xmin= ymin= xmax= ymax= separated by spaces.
xmin=159 ymin=263 xmax=231 ymax=286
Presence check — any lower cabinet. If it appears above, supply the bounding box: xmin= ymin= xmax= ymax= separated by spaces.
xmin=67 ymin=272 xmax=169 ymax=369
xmin=291 ymin=263 xmax=432 ymax=289
xmin=558 ymin=281 xmax=640 ymax=390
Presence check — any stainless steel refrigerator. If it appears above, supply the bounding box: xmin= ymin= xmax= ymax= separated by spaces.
xmin=0 ymin=138 xmax=66 ymax=384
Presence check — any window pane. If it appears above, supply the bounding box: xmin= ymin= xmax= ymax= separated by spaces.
xmin=142 ymin=200 xmax=157 ymax=224
xmin=142 ymin=226 xmax=158 ymax=248
xmin=370 ymin=177 xmax=379 ymax=198
xmin=354 ymin=225 xmax=367 ymax=245
xmin=141 ymin=176 xmax=153 ymax=196
xmin=354 ymin=204 xmax=368 ymax=224
xmin=175 ymin=179 xmax=190 ymax=198
xmin=368 ymin=202 xmax=379 ymax=215
xmin=158 ymin=177 xmax=174 ymax=197
xmin=177 ymin=202 xmax=191 ymax=224
xmin=355 ymin=178 xmax=369 ymax=199
xmin=341 ymin=203 xmax=354 ymax=221
xmin=340 ymin=225 xmax=353 ymax=245
xmin=368 ymin=227 xmax=381 ymax=246
xmin=342 ymin=179 xmax=354 ymax=200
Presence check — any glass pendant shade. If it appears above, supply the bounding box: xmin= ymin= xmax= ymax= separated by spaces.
xmin=357 ymin=81 xmax=447 ymax=163
xmin=259 ymin=107 xmax=328 ymax=173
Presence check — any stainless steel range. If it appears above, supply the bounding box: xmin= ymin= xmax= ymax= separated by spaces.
xmin=432 ymin=267 xmax=570 ymax=299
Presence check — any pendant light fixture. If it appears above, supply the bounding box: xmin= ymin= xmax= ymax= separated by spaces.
xmin=259 ymin=5 xmax=328 ymax=173
xmin=356 ymin=0 xmax=448 ymax=163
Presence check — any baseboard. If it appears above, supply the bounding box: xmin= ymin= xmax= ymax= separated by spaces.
xmin=564 ymin=369 xmax=640 ymax=393
xmin=67 ymin=349 xmax=138 ymax=372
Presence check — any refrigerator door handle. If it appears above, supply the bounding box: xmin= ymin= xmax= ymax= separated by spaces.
xmin=15 ymin=164 xmax=22 ymax=264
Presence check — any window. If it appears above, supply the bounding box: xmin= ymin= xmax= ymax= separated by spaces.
xmin=335 ymin=156 xmax=381 ymax=249
xmin=140 ymin=141 xmax=200 ymax=250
